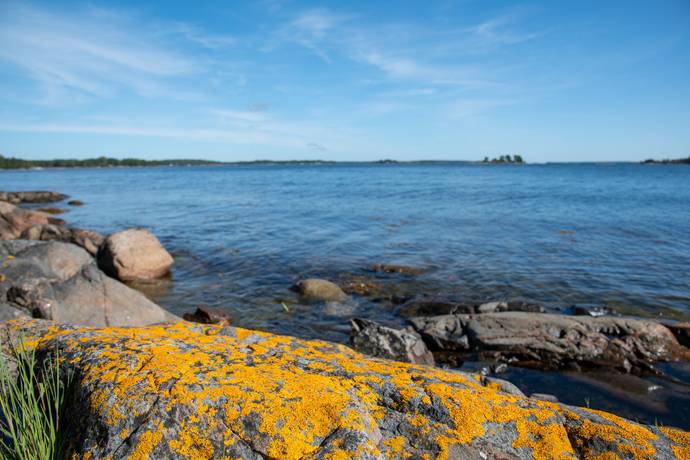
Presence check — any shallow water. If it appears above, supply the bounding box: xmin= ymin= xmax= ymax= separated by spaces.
xmin=3 ymin=162 xmax=690 ymax=427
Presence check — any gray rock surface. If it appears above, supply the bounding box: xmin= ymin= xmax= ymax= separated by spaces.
xmin=290 ymin=278 xmax=347 ymax=302
xmin=0 ymin=240 xmax=178 ymax=327
xmin=21 ymin=224 xmax=104 ymax=256
xmin=97 ymin=228 xmax=174 ymax=281
xmin=410 ymin=312 xmax=687 ymax=373
xmin=350 ymin=318 xmax=435 ymax=365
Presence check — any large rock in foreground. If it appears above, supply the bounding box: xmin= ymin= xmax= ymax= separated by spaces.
xmin=411 ymin=312 xmax=687 ymax=373
xmin=98 ymin=228 xmax=174 ymax=281
xmin=0 ymin=240 xmax=177 ymax=326
xmin=4 ymin=319 xmax=689 ymax=459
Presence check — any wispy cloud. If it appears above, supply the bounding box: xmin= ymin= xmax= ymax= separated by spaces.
xmin=0 ymin=3 xmax=222 ymax=104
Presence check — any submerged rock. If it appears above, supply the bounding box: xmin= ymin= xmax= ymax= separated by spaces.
xmin=36 ymin=207 xmax=67 ymax=215
xmin=0 ymin=190 xmax=67 ymax=204
xmin=369 ymin=263 xmax=426 ymax=275
xmin=290 ymin=278 xmax=347 ymax=302
xmin=399 ymin=296 xmax=545 ymax=317
xmin=410 ymin=312 xmax=687 ymax=373
xmin=67 ymin=200 xmax=84 ymax=206
xmin=0 ymin=240 xmax=178 ymax=327
xmin=97 ymin=228 xmax=174 ymax=281
xmin=350 ymin=318 xmax=434 ymax=365
xmin=3 ymin=318 xmax=689 ymax=459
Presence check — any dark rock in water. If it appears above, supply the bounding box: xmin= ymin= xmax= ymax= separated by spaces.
xmin=0 ymin=202 xmax=54 ymax=240
xmin=21 ymin=224 xmax=104 ymax=256
xmin=350 ymin=318 xmax=434 ymax=365
xmin=567 ymin=305 xmax=618 ymax=317
xmin=0 ymin=191 xmax=67 ymax=204
xmin=183 ymin=305 xmax=231 ymax=326
xmin=6 ymin=318 xmax=688 ymax=459
xmin=660 ymin=320 xmax=690 ymax=348
xmin=369 ymin=263 xmax=425 ymax=275
xmin=98 ymin=228 xmax=174 ymax=281
xmin=399 ymin=297 xmax=544 ymax=317
xmin=290 ymin=278 xmax=347 ymax=302
xmin=410 ymin=312 xmax=687 ymax=373
xmin=0 ymin=240 xmax=178 ymax=327
xmin=531 ymin=393 xmax=559 ymax=403
xmin=477 ymin=300 xmax=545 ymax=314
xmin=36 ymin=207 xmax=67 ymax=215
xmin=67 ymin=200 xmax=84 ymax=206
xmin=398 ymin=297 xmax=477 ymax=317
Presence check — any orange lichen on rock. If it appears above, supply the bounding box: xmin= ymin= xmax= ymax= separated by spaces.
xmin=3 ymin=318 xmax=689 ymax=459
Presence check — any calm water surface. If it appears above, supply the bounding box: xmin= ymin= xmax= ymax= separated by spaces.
xmin=3 ymin=163 xmax=690 ymax=427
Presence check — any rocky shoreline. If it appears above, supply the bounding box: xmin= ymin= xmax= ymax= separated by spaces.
xmin=1 ymin=190 xmax=690 ymax=458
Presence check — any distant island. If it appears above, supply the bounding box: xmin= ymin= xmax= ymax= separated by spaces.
xmin=642 ymin=156 xmax=690 ymax=165
xmin=481 ymin=155 xmax=525 ymax=164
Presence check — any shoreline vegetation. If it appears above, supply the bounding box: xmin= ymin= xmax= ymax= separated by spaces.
xmin=642 ymin=156 xmax=690 ymax=164
xmin=1 ymin=189 xmax=690 ymax=458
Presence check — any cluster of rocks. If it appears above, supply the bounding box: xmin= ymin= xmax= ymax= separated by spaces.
xmin=286 ymin=272 xmax=690 ymax=376
xmin=1 ymin=190 xmax=178 ymax=326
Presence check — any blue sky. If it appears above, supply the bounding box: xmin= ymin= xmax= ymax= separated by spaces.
xmin=0 ymin=0 xmax=688 ymax=162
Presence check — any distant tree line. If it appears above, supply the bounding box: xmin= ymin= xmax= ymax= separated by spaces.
xmin=482 ymin=155 xmax=525 ymax=164
xmin=0 ymin=155 xmax=222 ymax=169
xmin=642 ymin=156 xmax=690 ymax=165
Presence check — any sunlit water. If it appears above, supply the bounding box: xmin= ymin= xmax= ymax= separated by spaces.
xmin=3 ymin=162 xmax=690 ymax=427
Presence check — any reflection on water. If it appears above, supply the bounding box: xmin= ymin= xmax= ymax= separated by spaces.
xmin=3 ymin=162 xmax=690 ymax=427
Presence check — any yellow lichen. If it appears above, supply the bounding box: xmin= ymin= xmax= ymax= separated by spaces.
xmin=661 ymin=426 xmax=690 ymax=459
xmin=5 ymin=319 xmax=688 ymax=460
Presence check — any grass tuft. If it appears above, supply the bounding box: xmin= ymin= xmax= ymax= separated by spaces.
xmin=0 ymin=340 xmax=72 ymax=460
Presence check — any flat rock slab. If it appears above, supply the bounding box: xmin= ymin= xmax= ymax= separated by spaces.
xmin=410 ymin=312 xmax=687 ymax=373
xmin=4 ymin=319 xmax=689 ymax=459
xmin=0 ymin=240 xmax=177 ymax=327
xmin=0 ymin=191 xmax=67 ymax=204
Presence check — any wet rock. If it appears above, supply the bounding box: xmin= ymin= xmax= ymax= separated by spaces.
xmin=410 ymin=312 xmax=686 ymax=373
xmin=67 ymin=200 xmax=84 ymax=206
xmin=338 ymin=274 xmax=384 ymax=297
xmin=183 ymin=305 xmax=232 ymax=326
xmin=567 ymin=305 xmax=618 ymax=317
xmin=290 ymin=278 xmax=347 ymax=302
xmin=531 ymin=393 xmax=559 ymax=403
xmin=20 ymin=224 xmax=104 ymax=256
xmin=660 ymin=320 xmax=690 ymax=348
xmin=369 ymin=263 xmax=425 ymax=275
xmin=349 ymin=318 xmax=434 ymax=365
xmin=5 ymin=318 xmax=688 ymax=459
xmin=0 ymin=191 xmax=67 ymax=204
xmin=0 ymin=201 xmax=54 ymax=239
xmin=399 ymin=297 xmax=544 ymax=318
xmin=97 ymin=228 xmax=174 ymax=281
xmin=0 ymin=240 xmax=178 ymax=327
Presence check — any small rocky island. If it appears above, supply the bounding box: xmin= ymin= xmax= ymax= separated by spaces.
xmin=1 ymin=190 xmax=690 ymax=459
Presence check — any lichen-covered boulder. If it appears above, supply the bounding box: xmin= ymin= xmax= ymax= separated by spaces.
xmin=0 ymin=240 xmax=178 ymax=327
xmin=290 ymin=278 xmax=347 ymax=302
xmin=98 ymin=228 xmax=174 ymax=281
xmin=4 ymin=319 xmax=689 ymax=459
